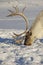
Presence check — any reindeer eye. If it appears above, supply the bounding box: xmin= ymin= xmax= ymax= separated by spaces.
xmin=30 ymin=32 xmax=32 ymax=36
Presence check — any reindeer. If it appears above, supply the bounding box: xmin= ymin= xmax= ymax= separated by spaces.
xmin=29 ymin=10 xmax=43 ymax=44
xmin=24 ymin=10 xmax=43 ymax=45
xmin=7 ymin=1 xmax=43 ymax=46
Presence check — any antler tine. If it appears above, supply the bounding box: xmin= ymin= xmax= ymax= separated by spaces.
xmin=22 ymin=6 xmax=26 ymax=13
xmin=6 ymin=9 xmax=14 ymax=17
xmin=12 ymin=35 xmax=17 ymax=38
xmin=6 ymin=13 xmax=14 ymax=17
xmin=13 ymin=32 xmax=19 ymax=36
xmin=15 ymin=39 xmax=23 ymax=44
xmin=13 ymin=30 xmax=27 ymax=37
xmin=13 ymin=5 xmax=19 ymax=13
xmin=8 ymin=9 xmax=14 ymax=13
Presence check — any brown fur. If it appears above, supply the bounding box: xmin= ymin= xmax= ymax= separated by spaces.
xmin=24 ymin=31 xmax=32 ymax=45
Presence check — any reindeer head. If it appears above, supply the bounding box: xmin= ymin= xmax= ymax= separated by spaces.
xmin=7 ymin=1 xmax=32 ymax=45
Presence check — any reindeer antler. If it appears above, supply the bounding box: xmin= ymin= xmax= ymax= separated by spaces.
xmin=7 ymin=1 xmax=29 ymax=43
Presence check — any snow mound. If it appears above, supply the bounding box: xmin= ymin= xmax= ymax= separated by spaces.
xmin=0 ymin=29 xmax=43 ymax=65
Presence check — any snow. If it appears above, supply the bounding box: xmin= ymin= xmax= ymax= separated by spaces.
xmin=0 ymin=29 xmax=43 ymax=65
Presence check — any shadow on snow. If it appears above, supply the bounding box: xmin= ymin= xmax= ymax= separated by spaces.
xmin=0 ymin=37 xmax=25 ymax=46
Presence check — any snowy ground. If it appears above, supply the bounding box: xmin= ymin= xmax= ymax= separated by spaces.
xmin=0 ymin=29 xmax=43 ymax=65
